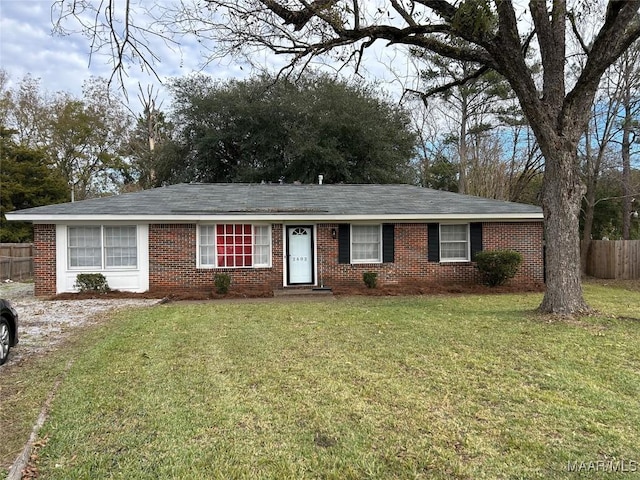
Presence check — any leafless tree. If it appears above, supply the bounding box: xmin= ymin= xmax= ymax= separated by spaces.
xmin=612 ymin=44 xmax=640 ymax=239
xmin=580 ymin=78 xmax=624 ymax=269
xmin=580 ymin=39 xmax=640 ymax=270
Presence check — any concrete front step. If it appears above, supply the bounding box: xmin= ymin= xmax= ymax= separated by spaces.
xmin=273 ymin=287 xmax=333 ymax=297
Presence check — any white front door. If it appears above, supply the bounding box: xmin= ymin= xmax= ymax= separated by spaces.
xmin=287 ymin=226 xmax=313 ymax=284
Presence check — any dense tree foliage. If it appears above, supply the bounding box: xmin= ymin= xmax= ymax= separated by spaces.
xmin=420 ymin=154 xmax=459 ymax=192
xmin=0 ymin=74 xmax=132 ymax=200
xmin=160 ymin=74 xmax=417 ymax=185
xmin=46 ymin=78 xmax=132 ymax=200
xmin=615 ymin=44 xmax=640 ymax=239
xmin=0 ymin=128 xmax=68 ymax=241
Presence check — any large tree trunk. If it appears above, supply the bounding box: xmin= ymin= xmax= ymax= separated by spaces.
xmin=539 ymin=148 xmax=590 ymax=314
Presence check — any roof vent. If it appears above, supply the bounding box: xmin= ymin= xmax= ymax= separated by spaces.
xmin=318 ymin=174 xmax=323 ymax=185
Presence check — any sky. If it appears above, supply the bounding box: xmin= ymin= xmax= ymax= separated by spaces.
xmin=0 ymin=0 xmax=250 ymax=107
xmin=0 ymin=0 xmax=416 ymax=111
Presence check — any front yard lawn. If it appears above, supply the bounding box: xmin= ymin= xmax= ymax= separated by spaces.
xmin=5 ymin=284 xmax=640 ymax=478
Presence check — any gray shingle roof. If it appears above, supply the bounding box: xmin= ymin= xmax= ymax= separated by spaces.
xmin=7 ymin=183 xmax=542 ymax=220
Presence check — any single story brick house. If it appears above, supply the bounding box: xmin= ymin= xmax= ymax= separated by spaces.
xmin=7 ymin=183 xmax=544 ymax=296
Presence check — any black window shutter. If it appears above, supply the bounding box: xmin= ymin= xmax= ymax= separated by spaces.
xmin=470 ymin=222 xmax=483 ymax=260
xmin=338 ymin=224 xmax=350 ymax=264
xmin=382 ymin=224 xmax=395 ymax=263
xmin=427 ymin=223 xmax=440 ymax=262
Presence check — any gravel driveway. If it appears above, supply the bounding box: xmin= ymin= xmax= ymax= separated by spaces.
xmin=0 ymin=282 xmax=158 ymax=368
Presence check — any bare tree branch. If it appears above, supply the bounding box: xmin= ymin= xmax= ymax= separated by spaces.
xmin=52 ymin=0 xmax=177 ymax=94
xmin=406 ymin=65 xmax=490 ymax=104
xmin=567 ymin=11 xmax=590 ymax=55
xmin=259 ymin=0 xmax=339 ymax=30
xmin=564 ymin=1 xmax=640 ymax=130
xmin=420 ymin=0 xmax=456 ymax=22
xmin=390 ymin=0 xmax=417 ymax=27
xmin=594 ymin=192 xmax=640 ymax=207
xmin=352 ymin=0 xmax=360 ymax=29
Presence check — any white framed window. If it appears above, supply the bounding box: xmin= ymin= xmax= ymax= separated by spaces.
xmin=440 ymin=224 xmax=469 ymax=262
xmin=351 ymin=224 xmax=382 ymax=263
xmin=68 ymin=225 xmax=138 ymax=269
xmin=253 ymin=225 xmax=271 ymax=267
xmin=68 ymin=226 xmax=102 ymax=268
xmin=104 ymin=226 xmax=137 ymax=267
xmin=198 ymin=224 xmax=271 ymax=268
xmin=199 ymin=225 xmax=217 ymax=267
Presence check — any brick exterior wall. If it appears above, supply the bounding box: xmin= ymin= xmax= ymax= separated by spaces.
xmin=33 ymin=220 xmax=544 ymax=295
xmin=33 ymin=224 xmax=56 ymax=296
xmin=483 ymin=222 xmax=545 ymax=285
xmin=146 ymin=221 xmax=543 ymax=294
xmin=148 ymin=224 xmax=284 ymax=294
xmin=317 ymin=222 xmax=544 ymax=288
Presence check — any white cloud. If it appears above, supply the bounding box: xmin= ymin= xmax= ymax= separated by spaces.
xmin=0 ymin=0 xmax=412 ymax=112
xmin=1 ymin=1 xmax=105 ymax=92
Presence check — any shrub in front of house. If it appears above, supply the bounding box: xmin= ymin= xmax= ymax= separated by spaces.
xmin=363 ymin=272 xmax=378 ymax=289
xmin=214 ymin=273 xmax=232 ymax=294
xmin=475 ymin=250 xmax=523 ymax=287
xmin=74 ymin=273 xmax=110 ymax=293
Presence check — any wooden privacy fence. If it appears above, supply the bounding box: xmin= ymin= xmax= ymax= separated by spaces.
xmin=0 ymin=243 xmax=34 ymax=281
xmin=583 ymin=240 xmax=640 ymax=280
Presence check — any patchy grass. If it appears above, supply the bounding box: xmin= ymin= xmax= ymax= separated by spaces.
xmin=3 ymin=284 xmax=640 ymax=479
xmin=0 ymin=351 xmax=71 ymax=472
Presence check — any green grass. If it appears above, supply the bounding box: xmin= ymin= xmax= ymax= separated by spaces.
xmin=4 ymin=283 xmax=640 ymax=479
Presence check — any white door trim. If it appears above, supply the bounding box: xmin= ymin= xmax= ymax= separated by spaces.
xmin=285 ymin=224 xmax=315 ymax=285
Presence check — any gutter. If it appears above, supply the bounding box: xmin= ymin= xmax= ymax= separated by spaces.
xmin=6 ymin=213 xmax=544 ymax=223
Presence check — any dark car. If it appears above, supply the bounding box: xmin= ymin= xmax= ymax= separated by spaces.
xmin=0 ymin=299 xmax=19 ymax=365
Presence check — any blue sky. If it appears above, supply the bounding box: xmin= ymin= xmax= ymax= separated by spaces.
xmin=0 ymin=1 xmax=414 ymax=109
xmin=0 ymin=1 xmax=248 ymax=103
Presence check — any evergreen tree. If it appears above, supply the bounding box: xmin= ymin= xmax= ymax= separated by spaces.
xmin=0 ymin=128 xmax=68 ymax=241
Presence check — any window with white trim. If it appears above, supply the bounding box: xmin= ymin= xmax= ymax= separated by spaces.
xmin=440 ymin=224 xmax=469 ymax=261
xmin=253 ymin=225 xmax=271 ymax=266
xmin=68 ymin=225 xmax=137 ymax=269
xmin=198 ymin=224 xmax=271 ymax=268
xmin=351 ymin=225 xmax=382 ymax=263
